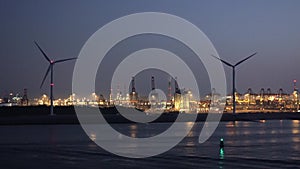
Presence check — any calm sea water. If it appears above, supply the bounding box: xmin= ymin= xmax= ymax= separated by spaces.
xmin=0 ymin=120 xmax=299 ymax=169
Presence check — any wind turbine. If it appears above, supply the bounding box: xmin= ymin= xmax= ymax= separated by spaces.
xmin=212 ymin=52 xmax=257 ymax=114
xmin=34 ymin=41 xmax=77 ymax=116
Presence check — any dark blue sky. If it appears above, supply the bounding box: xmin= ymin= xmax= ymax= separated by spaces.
xmin=1 ymin=0 xmax=300 ymax=99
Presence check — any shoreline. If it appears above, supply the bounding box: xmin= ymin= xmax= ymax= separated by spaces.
xmin=0 ymin=112 xmax=299 ymax=125
xmin=0 ymin=106 xmax=299 ymax=125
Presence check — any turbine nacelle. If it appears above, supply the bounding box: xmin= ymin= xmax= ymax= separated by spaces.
xmin=34 ymin=41 xmax=77 ymax=88
xmin=211 ymin=52 xmax=257 ymax=68
xmin=211 ymin=52 xmax=257 ymax=115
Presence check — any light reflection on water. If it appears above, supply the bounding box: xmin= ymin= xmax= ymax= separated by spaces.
xmin=0 ymin=120 xmax=299 ymax=168
xmin=129 ymin=124 xmax=138 ymax=138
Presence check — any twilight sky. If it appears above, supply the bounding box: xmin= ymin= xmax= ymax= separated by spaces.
xmin=1 ymin=0 xmax=300 ymax=99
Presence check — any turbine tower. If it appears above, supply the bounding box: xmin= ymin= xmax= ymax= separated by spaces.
xmin=151 ymin=76 xmax=155 ymax=90
xmin=35 ymin=41 xmax=77 ymax=116
xmin=212 ymin=52 xmax=257 ymax=114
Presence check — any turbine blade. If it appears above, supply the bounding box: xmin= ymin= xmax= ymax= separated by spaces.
xmin=235 ymin=52 xmax=257 ymax=67
xmin=211 ymin=54 xmax=234 ymax=67
xmin=40 ymin=65 xmax=51 ymax=88
xmin=54 ymin=57 xmax=77 ymax=63
xmin=34 ymin=41 xmax=51 ymax=62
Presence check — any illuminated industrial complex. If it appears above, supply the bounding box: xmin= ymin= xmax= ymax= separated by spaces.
xmin=1 ymin=77 xmax=299 ymax=113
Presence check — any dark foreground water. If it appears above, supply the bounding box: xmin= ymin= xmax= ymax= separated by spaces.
xmin=0 ymin=120 xmax=299 ymax=169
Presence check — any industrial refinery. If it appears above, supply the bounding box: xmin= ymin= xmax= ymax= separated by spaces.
xmin=1 ymin=77 xmax=299 ymax=114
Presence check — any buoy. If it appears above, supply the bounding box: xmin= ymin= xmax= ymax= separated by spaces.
xmin=220 ymin=138 xmax=224 ymax=148
xmin=219 ymin=147 xmax=225 ymax=159
xmin=219 ymin=138 xmax=225 ymax=159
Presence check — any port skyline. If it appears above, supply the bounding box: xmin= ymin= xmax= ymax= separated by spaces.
xmin=1 ymin=1 xmax=300 ymax=100
xmin=1 ymin=75 xmax=299 ymax=114
xmin=1 ymin=2 xmax=300 ymax=167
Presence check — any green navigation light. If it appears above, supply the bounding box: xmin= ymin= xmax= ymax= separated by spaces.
xmin=220 ymin=148 xmax=224 ymax=155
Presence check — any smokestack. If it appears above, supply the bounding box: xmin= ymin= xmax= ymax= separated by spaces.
xmin=278 ymin=88 xmax=283 ymax=97
xmin=131 ymin=77 xmax=136 ymax=93
xmin=22 ymin=88 xmax=28 ymax=106
xmin=168 ymin=77 xmax=172 ymax=101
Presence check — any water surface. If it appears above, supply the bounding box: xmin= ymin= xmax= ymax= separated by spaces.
xmin=0 ymin=120 xmax=299 ymax=169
